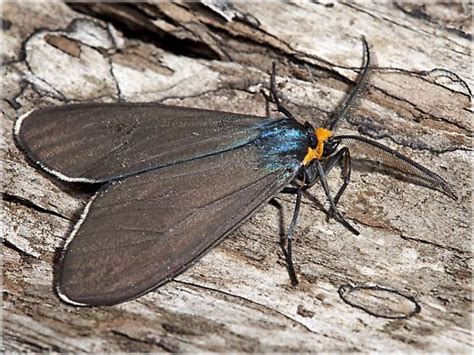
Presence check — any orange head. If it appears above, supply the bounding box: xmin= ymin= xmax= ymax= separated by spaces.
xmin=303 ymin=127 xmax=332 ymax=166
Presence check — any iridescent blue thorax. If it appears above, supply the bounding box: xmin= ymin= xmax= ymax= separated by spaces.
xmin=255 ymin=119 xmax=308 ymax=172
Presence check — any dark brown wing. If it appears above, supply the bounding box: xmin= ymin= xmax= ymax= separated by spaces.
xmin=56 ymin=141 xmax=302 ymax=306
xmin=15 ymin=103 xmax=270 ymax=183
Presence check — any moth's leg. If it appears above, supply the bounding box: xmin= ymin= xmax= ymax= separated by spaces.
xmin=270 ymin=62 xmax=295 ymax=120
xmin=323 ymin=147 xmax=352 ymax=212
xmin=278 ymin=180 xmax=303 ymax=284
xmin=314 ymin=160 xmax=359 ymax=235
xmin=260 ymin=87 xmax=272 ymax=117
xmin=281 ymin=166 xmax=305 ymax=194
xmin=283 ymin=187 xmax=303 ymax=285
xmin=281 ymin=186 xmax=299 ymax=194
xmin=301 ymin=163 xmax=319 ymax=191
xmin=268 ymin=198 xmax=286 ymax=259
xmin=333 ymin=147 xmax=352 ymax=206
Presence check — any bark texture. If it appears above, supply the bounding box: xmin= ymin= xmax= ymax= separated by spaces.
xmin=3 ymin=1 xmax=472 ymax=352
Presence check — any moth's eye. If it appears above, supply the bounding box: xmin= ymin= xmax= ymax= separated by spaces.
xmin=304 ymin=122 xmax=317 ymax=148
xmin=323 ymin=138 xmax=339 ymax=156
xmin=308 ymin=132 xmax=317 ymax=148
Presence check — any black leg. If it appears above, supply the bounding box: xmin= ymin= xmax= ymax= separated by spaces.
xmin=273 ymin=184 xmax=302 ymax=285
xmin=323 ymin=147 xmax=352 ymax=207
xmin=315 ymin=160 xmax=359 ymax=235
xmin=281 ymin=186 xmax=300 ymax=194
xmin=270 ymin=62 xmax=295 ymax=120
xmin=333 ymin=147 xmax=351 ymax=206
xmin=323 ymin=149 xmax=344 ymax=175
xmin=284 ymin=187 xmax=302 ymax=285
xmin=260 ymin=87 xmax=271 ymax=117
xmin=300 ymin=163 xmax=319 ymax=191
xmin=269 ymin=198 xmax=286 ymax=245
xmin=322 ymin=147 xmax=352 ymax=223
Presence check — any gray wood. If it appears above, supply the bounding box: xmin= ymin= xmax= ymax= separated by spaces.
xmin=3 ymin=1 xmax=471 ymax=352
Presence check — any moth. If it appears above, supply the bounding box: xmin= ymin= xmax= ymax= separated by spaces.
xmin=15 ymin=37 xmax=454 ymax=306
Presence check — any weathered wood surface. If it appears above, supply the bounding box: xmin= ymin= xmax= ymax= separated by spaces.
xmin=3 ymin=1 xmax=472 ymax=352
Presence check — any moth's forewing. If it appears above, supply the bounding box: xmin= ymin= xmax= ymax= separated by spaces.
xmin=15 ymin=103 xmax=270 ymax=183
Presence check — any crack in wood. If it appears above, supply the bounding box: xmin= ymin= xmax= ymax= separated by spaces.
xmin=3 ymin=332 xmax=52 ymax=352
xmin=374 ymin=86 xmax=470 ymax=132
xmin=3 ymin=238 xmax=38 ymax=259
xmin=2 ymin=193 xmax=71 ymax=221
xmin=350 ymin=125 xmax=471 ymax=155
xmin=399 ymin=233 xmax=466 ymax=255
xmin=67 ymin=2 xmax=222 ymax=60
xmin=110 ymin=329 xmax=174 ymax=352
xmin=343 ymin=3 xmax=433 ymax=37
xmin=173 ymin=280 xmax=321 ymax=335
xmin=394 ymin=3 xmax=472 ymax=40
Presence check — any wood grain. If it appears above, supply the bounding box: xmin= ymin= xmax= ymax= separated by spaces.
xmin=3 ymin=1 xmax=471 ymax=352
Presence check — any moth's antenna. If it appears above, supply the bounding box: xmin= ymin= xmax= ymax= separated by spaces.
xmin=326 ymin=36 xmax=373 ymax=132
